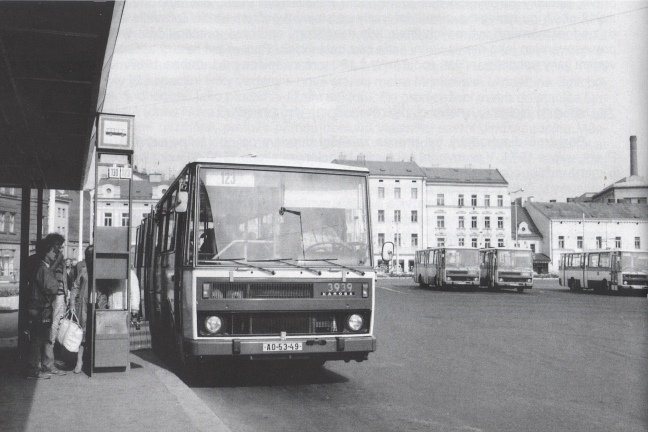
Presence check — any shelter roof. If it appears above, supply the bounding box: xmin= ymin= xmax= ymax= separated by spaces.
xmin=0 ymin=1 xmax=123 ymax=190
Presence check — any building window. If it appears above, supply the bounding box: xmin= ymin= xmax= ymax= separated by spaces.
xmin=411 ymin=234 xmax=418 ymax=247
xmin=411 ymin=188 xmax=418 ymax=199
xmin=411 ymin=210 xmax=418 ymax=223
xmin=639 ymin=198 xmax=647 ymax=204
xmin=558 ymin=236 xmax=564 ymax=249
xmin=378 ymin=187 xmax=385 ymax=199
xmin=484 ymin=216 xmax=490 ymax=229
xmin=378 ymin=233 xmax=385 ymax=247
xmin=498 ymin=238 xmax=505 ymax=247
xmin=377 ymin=210 xmax=384 ymax=223
xmin=458 ymin=216 xmax=465 ymax=229
xmin=635 ymin=237 xmax=641 ymax=249
xmin=121 ymin=213 xmax=129 ymax=227
xmin=471 ymin=216 xmax=477 ymax=229
xmin=9 ymin=214 xmax=15 ymax=233
xmin=458 ymin=237 xmax=465 ymax=246
xmin=615 ymin=237 xmax=621 ymax=248
xmin=484 ymin=238 xmax=491 ymax=248
xmin=577 ymin=236 xmax=583 ymax=249
xmin=0 ymin=187 xmax=4 ymax=194
xmin=596 ymin=236 xmax=602 ymax=248
xmin=437 ymin=216 xmax=445 ymax=228
xmin=471 ymin=194 xmax=477 ymax=207
xmin=437 ymin=237 xmax=445 ymax=247
xmin=104 ymin=212 xmax=113 ymax=227
xmin=497 ymin=217 xmax=504 ymax=229
xmin=530 ymin=244 xmax=535 ymax=252
xmin=497 ymin=195 xmax=503 ymax=207
xmin=0 ymin=213 xmax=4 ymax=232
xmin=394 ymin=233 xmax=401 ymax=247
xmin=394 ymin=187 xmax=401 ymax=199
xmin=458 ymin=194 xmax=464 ymax=207
xmin=437 ymin=194 xmax=444 ymax=206
xmin=471 ymin=238 xmax=478 ymax=248
xmin=394 ymin=210 xmax=401 ymax=223
xmin=484 ymin=195 xmax=490 ymax=207
xmin=8 ymin=188 xmax=15 ymax=195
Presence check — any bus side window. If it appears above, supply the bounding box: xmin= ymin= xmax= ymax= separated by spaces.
xmin=589 ymin=253 xmax=599 ymax=268
xmin=599 ymin=253 xmax=610 ymax=268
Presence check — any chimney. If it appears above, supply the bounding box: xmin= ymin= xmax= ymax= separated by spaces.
xmin=356 ymin=153 xmax=366 ymax=162
xmin=630 ymin=136 xmax=637 ymax=176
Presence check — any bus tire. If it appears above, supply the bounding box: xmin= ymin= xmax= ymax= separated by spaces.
xmin=418 ymin=275 xmax=425 ymax=288
xmin=601 ymin=279 xmax=609 ymax=295
xmin=568 ymin=278 xmax=574 ymax=291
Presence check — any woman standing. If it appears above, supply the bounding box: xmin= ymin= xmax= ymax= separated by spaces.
xmin=68 ymin=246 xmax=92 ymax=374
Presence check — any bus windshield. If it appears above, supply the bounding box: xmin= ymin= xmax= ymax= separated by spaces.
xmin=620 ymin=252 xmax=648 ymax=272
xmin=445 ymin=249 xmax=480 ymax=268
xmin=497 ymin=250 xmax=533 ymax=270
xmin=197 ymin=167 xmax=370 ymax=266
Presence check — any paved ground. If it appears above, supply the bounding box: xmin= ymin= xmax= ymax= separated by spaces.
xmin=189 ymin=279 xmax=648 ymax=432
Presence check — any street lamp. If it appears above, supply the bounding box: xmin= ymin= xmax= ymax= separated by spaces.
xmin=510 ymin=188 xmax=524 ymax=247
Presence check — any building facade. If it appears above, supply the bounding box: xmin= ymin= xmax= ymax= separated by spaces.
xmin=524 ymin=202 xmax=648 ymax=272
xmin=424 ymin=168 xmax=511 ymax=250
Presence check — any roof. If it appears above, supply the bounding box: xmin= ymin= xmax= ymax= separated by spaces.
xmin=331 ymin=160 xmax=426 ymax=177
xmin=526 ymin=202 xmax=648 ymax=220
xmin=512 ymin=206 xmax=542 ymax=238
xmin=422 ymin=167 xmax=508 ymax=185
xmin=197 ymin=158 xmax=369 ymax=174
xmin=0 ymin=1 xmax=124 ymax=190
xmin=592 ymin=175 xmax=648 ymax=199
xmin=533 ymin=253 xmax=551 ymax=263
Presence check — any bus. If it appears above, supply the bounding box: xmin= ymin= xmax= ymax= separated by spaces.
xmin=413 ymin=247 xmax=480 ymax=289
xmin=480 ymin=248 xmax=534 ymax=293
xmin=559 ymin=250 xmax=648 ymax=294
xmin=134 ymin=158 xmax=377 ymax=374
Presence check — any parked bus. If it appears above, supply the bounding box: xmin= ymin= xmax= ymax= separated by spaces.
xmin=559 ymin=250 xmax=648 ymax=294
xmin=134 ymin=158 xmax=376 ymax=375
xmin=413 ymin=247 xmax=480 ymax=289
xmin=480 ymin=248 xmax=534 ymax=293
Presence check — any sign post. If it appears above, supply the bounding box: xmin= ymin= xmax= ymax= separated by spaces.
xmin=87 ymin=113 xmax=134 ymax=375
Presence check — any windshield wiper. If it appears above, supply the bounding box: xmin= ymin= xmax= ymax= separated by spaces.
xmin=251 ymin=258 xmax=322 ymax=276
xmin=301 ymin=258 xmax=365 ymax=276
xmin=213 ymin=258 xmax=275 ymax=275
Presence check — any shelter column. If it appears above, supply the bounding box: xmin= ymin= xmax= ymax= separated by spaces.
xmin=48 ymin=189 xmax=56 ymax=234
xmin=78 ymin=191 xmax=84 ymax=261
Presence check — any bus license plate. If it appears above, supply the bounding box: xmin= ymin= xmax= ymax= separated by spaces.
xmin=262 ymin=342 xmax=303 ymax=352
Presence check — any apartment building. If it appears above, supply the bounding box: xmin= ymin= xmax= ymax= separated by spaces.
xmin=424 ymin=167 xmax=511 ymax=250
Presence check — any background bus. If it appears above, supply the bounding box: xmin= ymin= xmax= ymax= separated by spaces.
xmin=559 ymin=250 xmax=648 ymax=294
xmin=413 ymin=247 xmax=480 ymax=289
xmin=134 ymin=158 xmax=377 ymax=376
xmin=480 ymin=248 xmax=533 ymax=293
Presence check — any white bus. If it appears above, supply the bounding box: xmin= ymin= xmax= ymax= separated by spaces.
xmin=480 ymin=248 xmax=534 ymax=293
xmin=559 ymin=250 xmax=648 ymax=294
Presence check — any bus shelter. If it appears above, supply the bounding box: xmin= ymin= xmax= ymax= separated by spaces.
xmin=0 ymin=1 xmax=125 ymax=365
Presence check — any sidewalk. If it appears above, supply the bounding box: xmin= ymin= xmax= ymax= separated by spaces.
xmin=0 ymin=343 xmax=231 ymax=432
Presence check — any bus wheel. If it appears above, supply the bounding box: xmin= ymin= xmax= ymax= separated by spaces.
xmin=568 ymin=278 xmax=574 ymax=291
xmin=418 ymin=275 xmax=425 ymax=288
xmin=601 ymin=280 xmax=609 ymax=295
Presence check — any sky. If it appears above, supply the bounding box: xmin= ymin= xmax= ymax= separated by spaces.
xmin=103 ymin=1 xmax=648 ymax=202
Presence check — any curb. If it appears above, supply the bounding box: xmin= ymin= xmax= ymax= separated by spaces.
xmin=132 ymin=352 xmax=232 ymax=432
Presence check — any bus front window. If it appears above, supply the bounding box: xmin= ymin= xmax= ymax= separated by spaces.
xmin=498 ymin=250 xmax=533 ymax=270
xmin=620 ymin=252 xmax=648 ymax=272
xmin=445 ymin=249 xmax=480 ymax=268
xmin=197 ymin=168 xmax=370 ymax=266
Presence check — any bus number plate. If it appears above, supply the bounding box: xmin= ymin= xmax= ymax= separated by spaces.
xmin=262 ymin=342 xmax=303 ymax=352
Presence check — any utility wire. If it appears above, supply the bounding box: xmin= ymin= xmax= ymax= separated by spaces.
xmin=113 ymin=5 xmax=648 ymax=110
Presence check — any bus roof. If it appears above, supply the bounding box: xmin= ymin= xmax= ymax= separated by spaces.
xmin=482 ymin=247 xmax=533 ymax=252
xmin=193 ymin=157 xmax=369 ymax=173
xmin=560 ymin=249 xmax=648 ymax=254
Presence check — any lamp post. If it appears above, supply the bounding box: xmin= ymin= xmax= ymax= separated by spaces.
xmin=510 ymin=188 xmax=524 ymax=247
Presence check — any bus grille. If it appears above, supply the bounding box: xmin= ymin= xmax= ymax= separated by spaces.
xmin=231 ymin=313 xmax=340 ymax=335
xmin=211 ymin=282 xmax=313 ymax=299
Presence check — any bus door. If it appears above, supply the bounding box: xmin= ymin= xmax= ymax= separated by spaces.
xmin=585 ymin=253 xmax=599 ymax=290
xmin=610 ymin=252 xmax=620 ymax=287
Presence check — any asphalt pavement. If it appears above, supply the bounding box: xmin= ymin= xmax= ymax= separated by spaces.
xmin=188 ymin=278 xmax=647 ymax=432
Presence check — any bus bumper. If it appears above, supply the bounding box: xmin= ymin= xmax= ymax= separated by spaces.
xmin=185 ymin=335 xmax=377 ymax=361
xmin=498 ymin=282 xmax=533 ymax=289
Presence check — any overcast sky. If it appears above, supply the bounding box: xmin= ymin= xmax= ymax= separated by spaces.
xmin=103 ymin=1 xmax=648 ymax=202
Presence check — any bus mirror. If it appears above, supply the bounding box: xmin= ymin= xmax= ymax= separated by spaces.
xmin=175 ymin=191 xmax=188 ymax=213
xmin=381 ymin=242 xmax=394 ymax=262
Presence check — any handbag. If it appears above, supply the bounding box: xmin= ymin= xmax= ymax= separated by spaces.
xmin=57 ymin=309 xmax=84 ymax=352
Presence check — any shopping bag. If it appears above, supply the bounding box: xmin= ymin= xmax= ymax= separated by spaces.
xmin=57 ymin=309 xmax=83 ymax=353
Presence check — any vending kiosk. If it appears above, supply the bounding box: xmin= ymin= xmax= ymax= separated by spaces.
xmin=87 ymin=113 xmax=134 ymax=375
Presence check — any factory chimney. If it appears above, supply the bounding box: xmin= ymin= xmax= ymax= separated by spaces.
xmin=630 ymin=135 xmax=638 ymax=176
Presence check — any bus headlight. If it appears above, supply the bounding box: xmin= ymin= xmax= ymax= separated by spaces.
xmin=498 ymin=278 xmax=503 ymax=282
xmin=623 ymin=281 xmax=628 ymax=285
xmin=204 ymin=316 xmax=222 ymax=334
xmin=347 ymin=314 xmax=363 ymax=332
xmin=474 ymin=277 xmax=479 ymax=282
